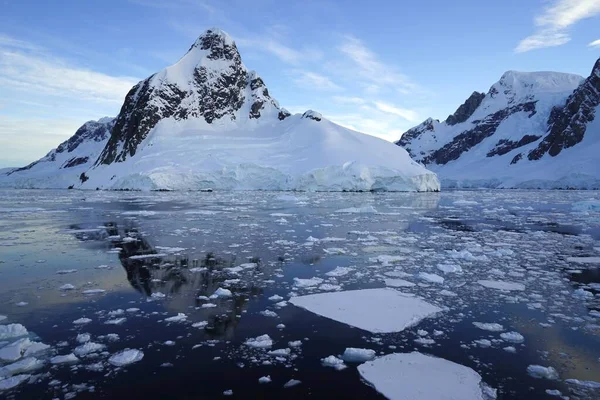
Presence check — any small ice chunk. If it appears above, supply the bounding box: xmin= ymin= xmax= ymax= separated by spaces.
xmin=564 ymin=379 xmax=600 ymax=388
xmin=325 ymin=266 xmax=353 ymax=277
xmin=73 ymin=342 xmax=105 ymax=356
xmin=15 ymin=302 xmax=28 ymax=307
xmin=164 ymin=313 xmax=187 ymax=323
xmin=418 ymin=272 xmax=444 ymax=284
xmin=258 ymin=375 xmax=272 ymax=384
xmin=293 ymin=277 xmax=323 ymax=288
xmin=321 ymin=355 xmax=346 ymax=370
xmin=213 ymin=288 xmax=233 ymax=298
xmin=283 ymin=379 xmax=301 ymax=388
xmin=477 ymin=280 xmax=525 ymax=291
xmin=472 ymin=322 xmax=504 ymax=332
xmin=59 ymin=284 xmax=76 ymax=291
xmin=223 ymin=389 xmax=233 ymax=396
xmin=260 ymin=310 xmax=278 ymax=318
xmin=288 ymin=340 xmax=302 ymax=348
xmin=82 ymin=289 xmax=106 ymax=295
xmin=73 ymin=318 xmax=92 ymax=325
xmin=56 ymin=269 xmax=77 ymax=274
xmin=268 ymin=348 xmax=291 ymax=357
xmin=341 ymin=348 xmax=376 ymax=362
xmin=500 ymin=332 xmax=524 ymax=343
xmin=105 ymin=318 xmax=126 ymax=325
xmin=108 ymin=349 xmax=144 ymax=366
xmin=268 ymin=295 xmax=284 ymax=301
xmin=527 ymin=365 xmax=559 ymax=380
xmin=437 ymin=264 xmax=462 ymax=274
xmin=50 ymin=353 xmax=79 ymax=364
xmin=244 ymin=334 xmax=273 ymax=349
xmin=385 ymin=278 xmax=416 ymax=288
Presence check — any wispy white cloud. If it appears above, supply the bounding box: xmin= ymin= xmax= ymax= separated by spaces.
xmin=374 ymin=101 xmax=419 ymax=122
xmin=291 ymin=70 xmax=342 ymax=90
xmin=338 ymin=35 xmax=417 ymax=94
xmin=331 ymin=96 xmax=367 ymax=105
xmin=589 ymin=39 xmax=600 ymax=47
xmin=516 ymin=0 xmax=600 ymax=52
xmin=0 ymin=50 xmax=138 ymax=104
xmin=0 ymin=34 xmax=139 ymax=166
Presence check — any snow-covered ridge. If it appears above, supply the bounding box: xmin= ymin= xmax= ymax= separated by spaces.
xmin=1 ymin=28 xmax=439 ymax=192
xmin=396 ymin=57 xmax=600 ymax=189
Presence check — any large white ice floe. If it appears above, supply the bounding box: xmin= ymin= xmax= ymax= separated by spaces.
xmin=477 ymin=280 xmax=525 ymax=291
xmin=358 ymin=352 xmax=492 ymax=400
xmin=289 ymin=288 xmax=442 ymax=333
xmin=108 ymin=349 xmax=144 ymax=367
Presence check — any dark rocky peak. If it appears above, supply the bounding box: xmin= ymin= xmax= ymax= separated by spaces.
xmin=96 ymin=28 xmax=285 ymax=165
xmin=56 ymin=118 xmax=114 ymax=154
xmin=302 ymin=110 xmax=322 ymax=121
xmin=396 ymin=118 xmax=438 ymax=147
xmin=187 ymin=28 xmax=241 ymax=62
xmin=528 ymin=57 xmax=600 ymax=160
xmin=445 ymin=91 xmax=485 ymax=126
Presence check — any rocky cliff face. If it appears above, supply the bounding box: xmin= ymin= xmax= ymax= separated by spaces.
xmin=396 ymin=59 xmax=600 ymax=189
xmin=96 ymin=29 xmax=287 ymax=165
xmin=527 ymin=59 xmax=600 ymax=161
xmin=445 ymin=91 xmax=485 ymax=126
xmin=7 ymin=118 xmax=114 ymax=174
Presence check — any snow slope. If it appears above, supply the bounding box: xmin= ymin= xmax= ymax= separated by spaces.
xmin=397 ymin=58 xmax=600 ymax=189
xmin=0 ymin=118 xmax=114 ymax=189
xmin=1 ymin=29 xmax=438 ymax=192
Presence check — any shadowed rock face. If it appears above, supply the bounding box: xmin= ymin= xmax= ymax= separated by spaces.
xmin=423 ymin=102 xmax=537 ymax=165
xmin=446 ymin=91 xmax=485 ymax=126
xmin=486 ymin=134 xmax=542 ymax=158
xmin=528 ymin=58 xmax=600 ymax=160
xmin=395 ymin=118 xmax=438 ymax=159
xmin=96 ymin=29 xmax=283 ymax=165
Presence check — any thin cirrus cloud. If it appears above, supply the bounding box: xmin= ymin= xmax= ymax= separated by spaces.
xmin=291 ymin=70 xmax=342 ymax=90
xmin=589 ymin=39 xmax=600 ymax=47
xmin=516 ymin=0 xmax=600 ymax=53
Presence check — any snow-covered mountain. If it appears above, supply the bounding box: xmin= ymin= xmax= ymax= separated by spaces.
xmin=1 ymin=118 xmax=114 ymax=188
xmin=396 ymin=58 xmax=600 ymax=189
xmin=1 ymin=28 xmax=438 ymax=192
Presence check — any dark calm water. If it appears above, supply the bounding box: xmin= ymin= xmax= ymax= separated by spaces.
xmin=0 ymin=189 xmax=599 ymax=399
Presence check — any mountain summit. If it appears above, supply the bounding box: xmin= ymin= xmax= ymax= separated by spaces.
xmin=396 ymin=58 xmax=599 ymax=189
xmin=97 ymin=28 xmax=288 ymax=165
xmin=1 ymin=28 xmax=438 ymax=192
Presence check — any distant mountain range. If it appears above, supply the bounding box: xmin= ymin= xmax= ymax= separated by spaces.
xmin=0 ymin=28 xmax=438 ymax=192
xmin=396 ymin=58 xmax=600 ymax=189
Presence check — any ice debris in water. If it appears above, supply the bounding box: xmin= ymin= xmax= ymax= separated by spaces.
xmin=73 ymin=342 xmax=105 ymax=356
xmin=500 ymin=332 xmax=524 ymax=343
xmin=212 ymin=288 xmax=233 ymax=298
xmin=108 ymin=349 xmax=144 ymax=367
xmin=0 ymin=324 xmax=28 ymax=340
xmin=258 ymin=376 xmax=272 ymax=384
xmin=244 ymin=335 xmax=273 ymax=349
xmin=472 ymin=322 xmax=504 ymax=332
xmin=164 ymin=313 xmax=187 ymax=323
xmin=477 ymin=280 xmax=525 ymax=291
xmin=321 ymin=355 xmax=346 ymax=370
xmin=59 ymin=284 xmax=75 ymax=291
xmin=73 ymin=318 xmax=92 ymax=325
xmin=527 ymin=365 xmax=559 ymax=380
xmin=341 ymin=348 xmax=376 ymax=362
xmin=50 ymin=353 xmax=79 ymax=364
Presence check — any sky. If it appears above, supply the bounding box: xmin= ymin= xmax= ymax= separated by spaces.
xmin=0 ymin=0 xmax=599 ymax=168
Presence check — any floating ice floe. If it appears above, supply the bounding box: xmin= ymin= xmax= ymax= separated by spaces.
xmin=0 ymin=324 xmax=28 ymax=340
xmin=500 ymin=332 xmax=524 ymax=343
xmin=73 ymin=318 xmax=92 ymax=325
xmin=527 ymin=365 xmax=559 ymax=380
xmin=418 ymin=272 xmax=444 ymax=284
xmin=358 ymin=352 xmax=492 ymax=400
xmin=472 ymin=322 xmax=504 ymax=332
xmin=384 ymin=278 xmax=416 ymax=288
xmin=325 ymin=266 xmax=353 ymax=277
xmin=212 ymin=288 xmax=233 ymax=298
xmin=82 ymin=289 xmax=106 ymax=295
xmin=321 ymin=355 xmax=346 ymax=370
xmin=258 ymin=375 xmax=272 ymax=384
xmin=244 ymin=334 xmax=273 ymax=349
xmin=58 ymin=284 xmax=76 ymax=291
xmin=164 ymin=313 xmax=187 ymax=323
xmin=335 ymin=205 xmax=377 ymax=214
xmin=342 ymin=348 xmax=376 ymax=362
xmin=293 ymin=277 xmax=323 ymax=288
xmin=0 ymin=374 xmax=31 ymax=391
xmin=50 ymin=353 xmax=79 ymax=364
xmin=108 ymin=349 xmax=144 ymax=366
xmin=289 ymin=288 xmax=442 ymax=334
xmin=73 ymin=342 xmax=105 ymax=356
xmin=566 ymin=257 xmax=600 ymax=264
xmin=283 ymin=379 xmax=301 ymax=388
xmin=477 ymin=280 xmax=525 ymax=291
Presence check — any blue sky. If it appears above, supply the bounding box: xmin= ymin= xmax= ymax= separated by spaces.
xmin=1 ymin=0 xmax=599 ymax=167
